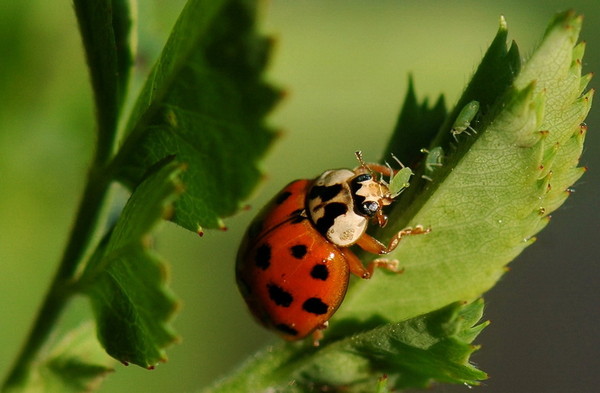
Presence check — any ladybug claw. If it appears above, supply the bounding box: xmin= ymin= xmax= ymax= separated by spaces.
xmin=387 ymin=225 xmax=431 ymax=252
xmin=369 ymin=258 xmax=404 ymax=274
xmin=312 ymin=322 xmax=328 ymax=346
xmin=413 ymin=224 xmax=431 ymax=234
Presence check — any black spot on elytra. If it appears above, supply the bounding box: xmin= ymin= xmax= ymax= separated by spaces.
xmin=255 ymin=243 xmax=271 ymax=270
xmin=276 ymin=191 xmax=292 ymax=205
xmin=310 ymin=264 xmax=329 ymax=280
xmin=290 ymin=244 xmax=307 ymax=259
xmin=302 ymin=297 xmax=329 ymax=315
xmin=275 ymin=323 xmax=298 ymax=336
xmin=315 ymin=202 xmax=347 ymax=235
xmin=267 ymin=284 xmax=293 ymax=307
xmin=309 ymin=184 xmax=343 ymax=202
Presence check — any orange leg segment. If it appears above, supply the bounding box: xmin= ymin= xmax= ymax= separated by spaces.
xmin=356 ymin=225 xmax=430 ymax=255
xmin=344 ymin=225 xmax=431 ymax=279
xmin=339 ymin=247 xmax=402 ymax=279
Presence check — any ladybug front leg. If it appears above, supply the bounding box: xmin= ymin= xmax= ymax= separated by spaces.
xmin=339 ymin=247 xmax=376 ymax=278
xmin=352 ymin=226 xmax=431 ymax=277
xmin=357 ymin=225 xmax=430 ymax=255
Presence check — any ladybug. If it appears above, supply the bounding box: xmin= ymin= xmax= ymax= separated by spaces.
xmin=236 ymin=151 xmax=428 ymax=344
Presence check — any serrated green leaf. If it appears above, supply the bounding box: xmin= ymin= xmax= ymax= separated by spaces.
xmin=297 ymin=301 xmax=487 ymax=391
xmin=206 ymin=300 xmax=487 ymax=392
xmin=81 ymin=160 xmax=183 ymax=368
xmin=333 ymin=11 xmax=592 ymax=334
xmin=74 ymin=0 xmax=133 ymax=157
xmin=3 ymin=323 xmax=114 ymax=393
xmin=114 ymin=0 xmax=281 ymax=233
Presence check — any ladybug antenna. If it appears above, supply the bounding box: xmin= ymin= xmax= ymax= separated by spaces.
xmin=354 ymin=150 xmax=371 ymax=174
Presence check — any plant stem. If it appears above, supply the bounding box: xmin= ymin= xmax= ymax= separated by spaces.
xmin=2 ymin=166 xmax=112 ymax=390
xmin=1 ymin=281 xmax=74 ymax=389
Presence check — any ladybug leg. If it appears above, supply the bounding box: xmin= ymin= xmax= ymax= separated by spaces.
xmin=385 ymin=225 xmax=431 ymax=252
xmin=356 ymin=225 xmax=430 ymax=255
xmin=339 ymin=247 xmax=373 ymax=279
xmin=367 ymin=258 xmax=405 ymax=275
xmin=342 ymin=226 xmax=430 ymax=279
xmin=352 ymin=226 xmax=431 ymax=277
xmin=340 ymin=247 xmax=401 ymax=279
xmin=338 ymin=247 xmax=397 ymax=279
xmin=311 ymin=321 xmax=328 ymax=347
xmin=363 ymin=257 xmax=403 ymax=277
xmin=354 ymin=232 xmax=388 ymax=254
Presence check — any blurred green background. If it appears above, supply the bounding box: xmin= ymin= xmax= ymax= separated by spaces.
xmin=1 ymin=1 xmax=598 ymax=392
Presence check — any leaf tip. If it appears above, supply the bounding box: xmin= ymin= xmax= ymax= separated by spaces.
xmin=585 ymin=86 xmax=595 ymax=100
xmin=498 ymin=14 xmax=508 ymax=31
xmin=217 ymin=218 xmax=228 ymax=231
xmin=546 ymin=10 xmax=582 ymax=40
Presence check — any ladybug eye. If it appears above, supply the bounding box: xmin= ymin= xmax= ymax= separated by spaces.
xmin=355 ymin=174 xmax=372 ymax=183
xmin=360 ymin=201 xmax=380 ymax=216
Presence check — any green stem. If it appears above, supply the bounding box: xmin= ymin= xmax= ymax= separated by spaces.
xmin=2 ymin=166 xmax=112 ymax=390
xmin=2 ymin=281 xmax=73 ymax=389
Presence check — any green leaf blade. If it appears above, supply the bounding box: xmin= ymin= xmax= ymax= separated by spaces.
xmin=115 ymin=0 xmax=281 ymax=233
xmin=82 ymin=161 xmax=184 ymax=368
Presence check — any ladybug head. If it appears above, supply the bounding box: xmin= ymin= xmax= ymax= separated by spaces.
xmin=349 ymin=173 xmax=393 ymax=227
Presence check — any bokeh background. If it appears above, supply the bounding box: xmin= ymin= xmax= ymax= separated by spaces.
xmin=1 ymin=1 xmax=598 ymax=392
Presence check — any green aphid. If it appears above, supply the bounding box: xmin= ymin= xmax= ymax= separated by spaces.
xmin=451 ymin=100 xmax=480 ymax=141
xmin=420 ymin=146 xmax=444 ymax=181
xmin=386 ymin=154 xmax=413 ymax=198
